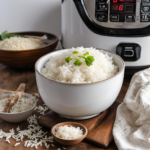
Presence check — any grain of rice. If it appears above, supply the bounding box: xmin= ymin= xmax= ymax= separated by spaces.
xmin=0 ymin=37 xmax=46 ymax=50
xmin=14 ymin=143 xmax=20 ymax=146
xmin=55 ymin=125 xmax=83 ymax=140
xmin=0 ymin=101 xmax=55 ymax=149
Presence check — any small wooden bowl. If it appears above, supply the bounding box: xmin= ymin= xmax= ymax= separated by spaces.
xmin=0 ymin=31 xmax=58 ymax=68
xmin=51 ymin=122 xmax=88 ymax=146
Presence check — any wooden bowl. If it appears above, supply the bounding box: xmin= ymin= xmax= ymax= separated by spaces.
xmin=51 ymin=122 xmax=88 ymax=146
xmin=0 ymin=31 xmax=58 ymax=68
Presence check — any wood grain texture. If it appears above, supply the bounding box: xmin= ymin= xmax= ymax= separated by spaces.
xmin=38 ymin=101 xmax=119 ymax=148
xmin=0 ymin=31 xmax=58 ymax=68
xmin=0 ymin=42 xmax=131 ymax=150
xmin=85 ymin=101 xmax=120 ymax=148
xmin=38 ymin=109 xmax=108 ymax=133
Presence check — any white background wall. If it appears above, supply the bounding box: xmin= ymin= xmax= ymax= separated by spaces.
xmin=0 ymin=0 xmax=61 ymax=38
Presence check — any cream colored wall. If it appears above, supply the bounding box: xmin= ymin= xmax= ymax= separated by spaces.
xmin=0 ymin=0 xmax=61 ymax=38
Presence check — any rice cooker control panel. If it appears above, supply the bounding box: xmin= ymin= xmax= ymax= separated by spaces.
xmin=141 ymin=0 xmax=150 ymax=22
xmin=96 ymin=0 xmax=136 ymax=22
xmin=83 ymin=0 xmax=150 ymax=28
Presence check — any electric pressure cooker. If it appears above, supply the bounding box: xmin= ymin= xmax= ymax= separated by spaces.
xmin=61 ymin=0 xmax=150 ymax=75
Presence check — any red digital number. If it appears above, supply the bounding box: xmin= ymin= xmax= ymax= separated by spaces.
xmin=111 ymin=5 xmax=118 ymax=10
xmin=113 ymin=0 xmax=118 ymax=3
xmin=119 ymin=5 xmax=123 ymax=11
xmin=119 ymin=0 xmax=136 ymax=2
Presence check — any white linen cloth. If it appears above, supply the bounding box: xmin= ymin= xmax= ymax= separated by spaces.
xmin=113 ymin=68 xmax=150 ymax=150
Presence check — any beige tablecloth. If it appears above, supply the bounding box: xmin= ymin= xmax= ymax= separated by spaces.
xmin=113 ymin=68 xmax=150 ymax=150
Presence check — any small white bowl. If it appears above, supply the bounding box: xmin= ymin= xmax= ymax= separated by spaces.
xmin=35 ymin=49 xmax=125 ymax=120
xmin=0 ymin=92 xmax=37 ymax=123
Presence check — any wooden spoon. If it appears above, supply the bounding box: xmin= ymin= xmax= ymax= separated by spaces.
xmin=24 ymin=35 xmax=51 ymax=45
xmin=2 ymin=83 xmax=25 ymax=113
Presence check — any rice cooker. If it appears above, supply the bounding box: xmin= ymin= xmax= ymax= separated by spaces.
xmin=61 ymin=0 xmax=150 ymax=75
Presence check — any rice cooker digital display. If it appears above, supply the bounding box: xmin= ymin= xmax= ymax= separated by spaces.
xmin=112 ymin=0 xmax=136 ymax=3
xmin=110 ymin=0 xmax=136 ymax=22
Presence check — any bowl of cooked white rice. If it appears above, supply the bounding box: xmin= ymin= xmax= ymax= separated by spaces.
xmin=0 ymin=92 xmax=37 ymax=123
xmin=35 ymin=47 xmax=125 ymax=120
xmin=0 ymin=31 xmax=58 ymax=68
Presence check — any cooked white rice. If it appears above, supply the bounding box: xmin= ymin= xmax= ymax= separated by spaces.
xmin=0 ymin=92 xmax=35 ymax=113
xmin=41 ymin=47 xmax=119 ymax=83
xmin=55 ymin=125 xmax=83 ymax=139
xmin=0 ymin=37 xmax=46 ymax=50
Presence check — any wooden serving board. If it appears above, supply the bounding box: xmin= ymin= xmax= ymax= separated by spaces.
xmin=38 ymin=101 xmax=120 ymax=148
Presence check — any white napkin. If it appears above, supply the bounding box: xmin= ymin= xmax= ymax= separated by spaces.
xmin=113 ymin=68 xmax=150 ymax=150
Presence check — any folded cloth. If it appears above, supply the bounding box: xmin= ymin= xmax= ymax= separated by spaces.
xmin=113 ymin=68 xmax=150 ymax=150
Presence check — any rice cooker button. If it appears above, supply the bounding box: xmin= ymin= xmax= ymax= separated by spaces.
xmin=97 ymin=0 xmax=107 ymax=2
xmin=110 ymin=14 xmax=119 ymax=22
xmin=141 ymin=14 xmax=149 ymax=22
xmin=142 ymin=6 xmax=150 ymax=12
xmin=96 ymin=4 xmax=108 ymax=11
xmin=142 ymin=0 xmax=150 ymax=3
xmin=126 ymin=15 xmax=135 ymax=22
xmin=96 ymin=12 xmax=108 ymax=22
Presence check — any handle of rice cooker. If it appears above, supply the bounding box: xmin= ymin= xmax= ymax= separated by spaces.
xmin=73 ymin=0 xmax=109 ymax=36
xmin=73 ymin=0 xmax=150 ymax=37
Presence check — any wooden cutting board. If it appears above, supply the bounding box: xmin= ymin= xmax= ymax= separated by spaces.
xmin=38 ymin=101 xmax=120 ymax=148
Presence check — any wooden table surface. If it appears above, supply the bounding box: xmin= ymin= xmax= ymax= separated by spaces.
xmin=0 ymin=43 xmax=131 ymax=150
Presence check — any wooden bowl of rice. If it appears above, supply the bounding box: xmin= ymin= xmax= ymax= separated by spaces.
xmin=0 ymin=31 xmax=58 ymax=68
xmin=51 ymin=122 xmax=88 ymax=146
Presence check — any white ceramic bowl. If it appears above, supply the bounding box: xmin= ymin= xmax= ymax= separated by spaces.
xmin=35 ymin=49 xmax=125 ymax=120
xmin=0 ymin=92 xmax=37 ymax=123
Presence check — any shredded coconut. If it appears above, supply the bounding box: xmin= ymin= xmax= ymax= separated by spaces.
xmin=41 ymin=47 xmax=118 ymax=83
xmin=55 ymin=125 xmax=83 ymax=139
